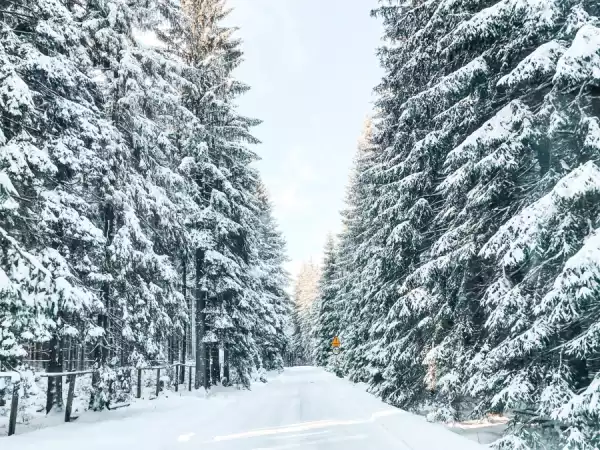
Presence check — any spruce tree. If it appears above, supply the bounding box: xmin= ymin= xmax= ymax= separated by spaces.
xmin=79 ymin=2 xmax=191 ymax=405
xmin=163 ymin=0 xmax=269 ymax=387
xmin=254 ymin=183 xmax=291 ymax=371
xmin=0 ymin=0 xmax=115 ymax=409
xmin=469 ymin=162 xmax=600 ymax=448
xmin=335 ymin=118 xmax=380 ymax=382
xmin=312 ymin=234 xmax=340 ymax=368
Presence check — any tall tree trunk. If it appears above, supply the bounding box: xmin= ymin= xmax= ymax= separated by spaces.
xmin=67 ymin=338 xmax=74 ymax=371
xmin=57 ymin=336 xmax=63 ymax=406
xmin=91 ymin=203 xmax=113 ymax=409
xmin=180 ymin=254 xmax=187 ymax=384
xmin=79 ymin=343 xmax=84 ymax=370
xmin=46 ymin=332 xmax=63 ymax=413
xmin=210 ymin=294 xmax=222 ymax=385
xmin=98 ymin=202 xmax=113 ymax=364
xmin=223 ymin=344 xmax=230 ymax=386
xmin=203 ymin=346 xmax=210 ymax=389
xmin=120 ymin=341 xmax=126 ymax=367
xmin=195 ymin=248 xmax=208 ymax=389
xmin=210 ymin=344 xmax=220 ymax=385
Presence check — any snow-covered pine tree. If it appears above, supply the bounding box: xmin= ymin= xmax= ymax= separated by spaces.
xmin=470 ymin=162 xmax=600 ymax=449
xmin=2 ymin=0 xmax=289 ymax=402
xmin=322 ymin=3 xmax=600 ymax=447
xmin=536 ymin=226 xmax=600 ymax=449
xmin=312 ymin=234 xmax=340 ymax=368
xmin=359 ymin=0 xmax=515 ymax=411
xmin=0 ymin=0 xmax=117 ymax=410
xmin=326 ymin=1 xmax=600 ymax=447
xmin=353 ymin=0 xmax=598 ymax=417
xmin=0 ymin=3 xmax=58 ymax=367
xmin=335 ymin=117 xmax=380 ymax=382
xmin=254 ymin=183 xmax=291 ymax=372
xmin=80 ymin=0 xmax=191 ymax=388
xmin=460 ymin=11 xmax=600 ymax=445
xmin=336 ymin=118 xmax=377 ymax=381
xmin=291 ymin=261 xmax=321 ymax=364
xmin=164 ymin=0 xmax=267 ymax=387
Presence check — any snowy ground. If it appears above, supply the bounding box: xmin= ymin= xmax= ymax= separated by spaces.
xmin=1 ymin=366 xmax=489 ymax=449
xmin=0 ymin=366 xmax=179 ymax=434
xmin=446 ymin=416 xmax=507 ymax=445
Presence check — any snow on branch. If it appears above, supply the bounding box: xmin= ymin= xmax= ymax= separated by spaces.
xmin=553 ymin=25 xmax=600 ymax=87
xmin=480 ymin=161 xmax=600 ymax=266
xmin=438 ymin=0 xmax=561 ymax=53
xmin=498 ymin=41 xmax=566 ymax=89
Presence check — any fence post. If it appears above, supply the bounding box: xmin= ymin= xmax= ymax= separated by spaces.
xmin=8 ymin=381 xmax=19 ymax=436
xmin=188 ymin=366 xmax=192 ymax=392
xmin=174 ymin=366 xmax=179 ymax=393
xmin=155 ymin=368 xmax=160 ymax=397
xmin=136 ymin=369 xmax=142 ymax=399
xmin=65 ymin=374 xmax=76 ymax=422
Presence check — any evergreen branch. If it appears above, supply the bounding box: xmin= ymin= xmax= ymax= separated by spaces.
xmin=0 ymin=9 xmax=36 ymax=20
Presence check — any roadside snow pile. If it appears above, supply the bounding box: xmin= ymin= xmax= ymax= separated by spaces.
xmin=446 ymin=415 xmax=508 ymax=445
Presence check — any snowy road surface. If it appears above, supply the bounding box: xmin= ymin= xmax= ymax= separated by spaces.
xmin=2 ymin=367 xmax=486 ymax=450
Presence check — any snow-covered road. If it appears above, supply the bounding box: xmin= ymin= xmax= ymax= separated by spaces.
xmin=2 ymin=367 xmax=486 ymax=450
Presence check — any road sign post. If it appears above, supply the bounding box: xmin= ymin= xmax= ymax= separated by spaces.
xmin=331 ymin=336 xmax=341 ymax=355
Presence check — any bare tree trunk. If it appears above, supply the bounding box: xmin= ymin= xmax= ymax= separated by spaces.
xmin=120 ymin=341 xmax=125 ymax=366
xmin=195 ymin=250 xmax=201 ymax=389
xmin=203 ymin=347 xmax=210 ymax=389
xmin=67 ymin=338 xmax=73 ymax=371
xmin=210 ymin=344 xmax=220 ymax=385
xmin=46 ymin=333 xmax=63 ymax=413
xmin=57 ymin=336 xmax=63 ymax=407
xmin=180 ymin=255 xmax=187 ymax=384
xmin=195 ymin=248 xmax=208 ymax=390
xmin=223 ymin=344 xmax=230 ymax=385
xmin=91 ymin=203 xmax=114 ymax=409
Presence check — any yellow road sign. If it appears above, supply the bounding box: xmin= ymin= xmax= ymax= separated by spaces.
xmin=332 ymin=336 xmax=341 ymax=348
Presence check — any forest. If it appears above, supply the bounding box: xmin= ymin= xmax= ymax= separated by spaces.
xmin=0 ymin=0 xmax=290 ymax=410
xmin=301 ymin=1 xmax=600 ymax=449
xmin=2 ymin=0 xmax=600 ymax=449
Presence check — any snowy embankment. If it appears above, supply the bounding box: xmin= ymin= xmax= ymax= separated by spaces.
xmin=446 ymin=416 xmax=507 ymax=445
xmin=348 ymin=380 xmax=506 ymax=446
xmin=0 ymin=367 xmax=261 ymax=436
xmin=1 ymin=367 xmax=490 ymax=450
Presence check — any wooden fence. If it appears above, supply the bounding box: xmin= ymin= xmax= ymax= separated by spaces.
xmin=1 ymin=363 xmax=197 ymax=437
xmin=39 ymin=370 xmax=95 ymax=423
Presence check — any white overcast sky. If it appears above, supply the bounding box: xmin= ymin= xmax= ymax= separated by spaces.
xmin=227 ymin=0 xmax=382 ymax=280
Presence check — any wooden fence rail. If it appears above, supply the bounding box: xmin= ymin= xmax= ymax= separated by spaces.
xmin=134 ymin=363 xmax=196 ymax=399
xmin=3 ymin=363 xmax=196 ymax=437
xmin=40 ymin=370 xmax=95 ymax=423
